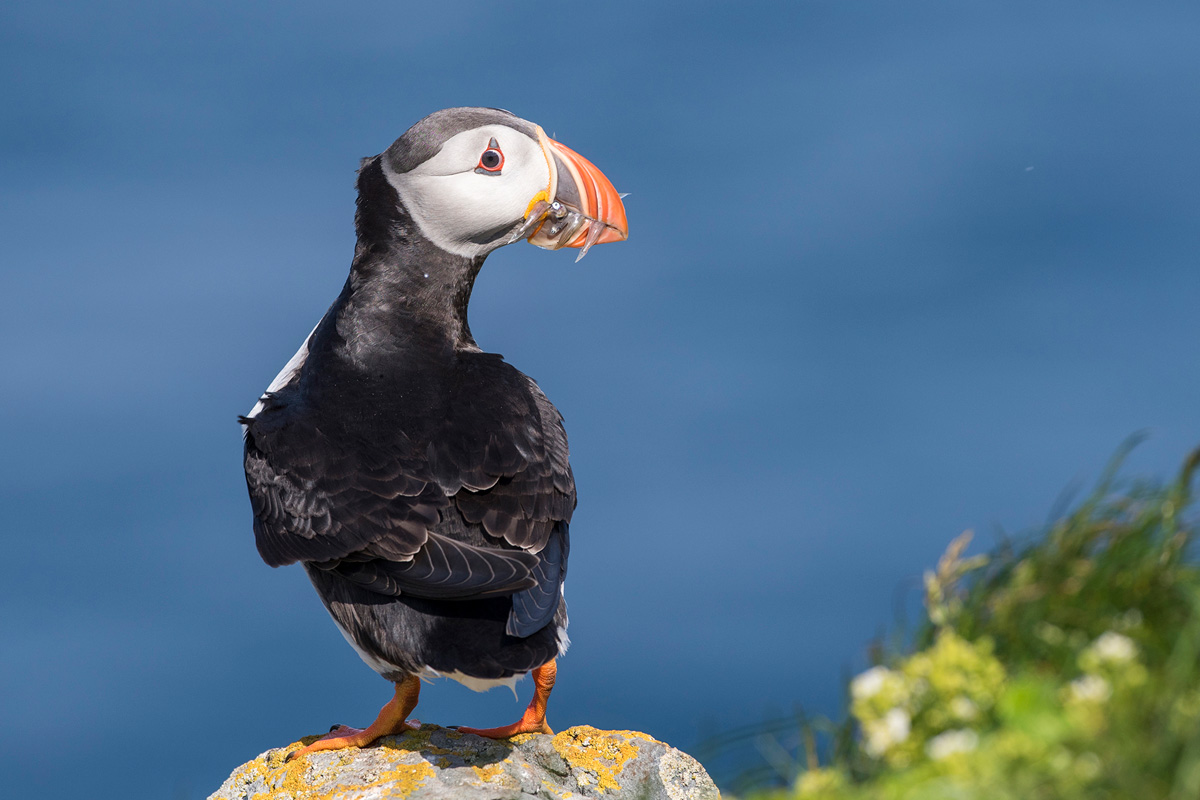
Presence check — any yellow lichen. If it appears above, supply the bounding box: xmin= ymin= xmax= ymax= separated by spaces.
xmin=551 ymin=726 xmax=652 ymax=794
xmin=367 ymin=760 xmax=436 ymax=798
xmin=472 ymin=762 xmax=507 ymax=782
xmin=507 ymin=732 xmax=542 ymax=745
xmin=541 ymin=778 xmax=576 ymax=798
xmin=232 ymin=738 xmax=435 ymax=800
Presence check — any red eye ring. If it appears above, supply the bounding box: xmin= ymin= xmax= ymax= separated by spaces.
xmin=478 ymin=149 xmax=503 ymax=171
xmin=475 ymin=138 xmax=504 ymax=174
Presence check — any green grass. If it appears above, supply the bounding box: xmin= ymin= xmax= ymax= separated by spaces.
xmin=734 ymin=445 xmax=1200 ymax=799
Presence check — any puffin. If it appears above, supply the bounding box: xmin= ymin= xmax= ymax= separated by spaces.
xmin=240 ymin=107 xmax=627 ymax=760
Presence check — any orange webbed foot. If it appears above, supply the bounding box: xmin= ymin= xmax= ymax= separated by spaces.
xmin=287 ymin=719 xmax=420 ymax=760
xmin=457 ymin=659 xmax=557 ymax=740
xmin=285 ymin=675 xmax=421 ymax=761
xmin=456 ymin=718 xmax=553 ymax=739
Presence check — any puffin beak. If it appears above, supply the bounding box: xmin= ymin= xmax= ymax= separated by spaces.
xmin=510 ymin=126 xmax=629 ymax=262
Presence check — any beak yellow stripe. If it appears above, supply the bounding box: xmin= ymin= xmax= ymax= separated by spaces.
xmin=526 ymin=125 xmax=558 ymax=219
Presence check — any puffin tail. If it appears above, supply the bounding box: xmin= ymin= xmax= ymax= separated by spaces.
xmin=506 ymin=523 xmax=569 ymax=637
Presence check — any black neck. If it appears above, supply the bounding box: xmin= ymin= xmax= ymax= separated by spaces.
xmin=321 ymin=157 xmax=485 ymax=371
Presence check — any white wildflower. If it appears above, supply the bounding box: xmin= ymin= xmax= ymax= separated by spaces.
xmin=850 ymin=666 xmax=896 ymax=701
xmin=925 ymin=728 xmax=979 ymax=760
xmin=863 ymin=708 xmax=911 ymax=757
xmin=1091 ymin=631 xmax=1138 ymax=664
xmin=1068 ymin=674 xmax=1112 ymax=703
xmin=949 ymin=695 xmax=979 ymax=721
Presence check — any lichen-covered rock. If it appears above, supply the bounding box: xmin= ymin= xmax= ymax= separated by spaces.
xmin=209 ymin=724 xmax=720 ymax=800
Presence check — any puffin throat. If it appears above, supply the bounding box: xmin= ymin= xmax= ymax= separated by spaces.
xmin=337 ymin=157 xmax=485 ymax=357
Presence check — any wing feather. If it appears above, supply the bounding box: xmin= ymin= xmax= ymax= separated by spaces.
xmin=507 ymin=523 xmax=569 ymax=637
xmin=321 ymin=531 xmax=539 ymax=599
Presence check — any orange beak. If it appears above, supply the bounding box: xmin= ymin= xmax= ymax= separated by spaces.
xmin=516 ymin=126 xmax=628 ymax=260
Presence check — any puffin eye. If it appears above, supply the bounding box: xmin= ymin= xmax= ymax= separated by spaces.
xmin=475 ymin=137 xmax=504 ymax=175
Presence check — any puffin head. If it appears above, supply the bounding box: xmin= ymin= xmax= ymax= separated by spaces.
xmin=380 ymin=107 xmax=628 ymax=262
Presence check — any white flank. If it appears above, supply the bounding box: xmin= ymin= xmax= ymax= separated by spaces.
xmin=327 ymin=616 xmax=529 ymax=699
xmin=241 ymin=321 xmax=320 ymax=433
xmin=421 ymin=667 xmax=522 ymax=698
xmin=555 ymin=583 xmax=571 ymax=656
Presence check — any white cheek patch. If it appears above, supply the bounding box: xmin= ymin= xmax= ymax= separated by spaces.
xmin=385 ymin=126 xmax=550 ymax=259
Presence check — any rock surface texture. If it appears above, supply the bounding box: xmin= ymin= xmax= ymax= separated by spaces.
xmin=209 ymin=724 xmax=720 ymax=800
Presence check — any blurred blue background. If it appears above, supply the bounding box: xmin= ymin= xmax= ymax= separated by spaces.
xmin=3 ymin=1 xmax=1199 ymax=796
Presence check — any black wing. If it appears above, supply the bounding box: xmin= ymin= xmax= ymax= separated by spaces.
xmin=242 ymin=351 xmax=575 ymax=613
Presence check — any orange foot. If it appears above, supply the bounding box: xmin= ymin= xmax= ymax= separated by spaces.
xmin=458 ymin=659 xmax=556 ymax=739
xmin=287 ymin=674 xmax=421 ymax=761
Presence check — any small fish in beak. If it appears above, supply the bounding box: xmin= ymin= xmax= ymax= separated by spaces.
xmin=510 ymin=127 xmax=629 ymax=262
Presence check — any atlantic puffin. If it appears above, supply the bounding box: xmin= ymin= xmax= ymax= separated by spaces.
xmin=240 ymin=107 xmax=627 ymax=759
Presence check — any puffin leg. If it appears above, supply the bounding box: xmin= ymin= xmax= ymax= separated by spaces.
xmin=287 ymin=673 xmax=422 ymax=761
xmin=458 ymin=658 xmax=557 ymax=738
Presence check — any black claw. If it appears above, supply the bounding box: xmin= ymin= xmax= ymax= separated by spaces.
xmin=329 ymin=724 xmax=342 ymax=732
xmin=284 ymin=750 xmax=296 ymax=763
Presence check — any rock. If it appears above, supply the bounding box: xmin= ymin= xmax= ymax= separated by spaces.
xmin=209 ymin=724 xmax=720 ymax=800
